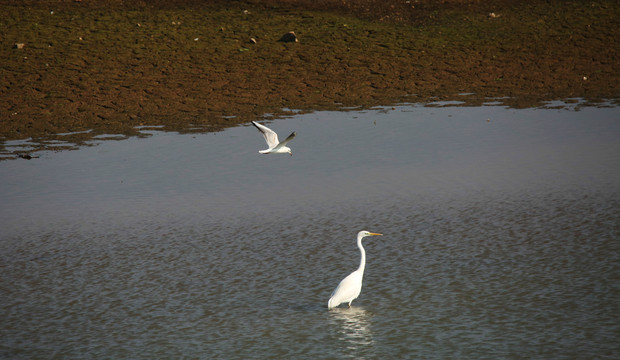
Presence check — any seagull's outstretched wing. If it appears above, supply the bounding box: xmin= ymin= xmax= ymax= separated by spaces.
xmin=278 ymin=132 xmax=296 ymax=146
xmin=252 ymin=121 xmax=279 ymax=149
xmin=272 ymin=131 xmax=296 ymax=152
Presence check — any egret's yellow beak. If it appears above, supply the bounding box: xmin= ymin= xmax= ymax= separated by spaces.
xmin=369 ymin=232 xmax=383 ymax=236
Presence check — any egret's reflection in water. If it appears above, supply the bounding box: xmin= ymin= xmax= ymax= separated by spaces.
xmin=329 ymin=307 xmax=374 ymax=358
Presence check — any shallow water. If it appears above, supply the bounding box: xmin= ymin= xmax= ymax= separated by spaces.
xmin=1 ymin=102 xmax=619 ymax=359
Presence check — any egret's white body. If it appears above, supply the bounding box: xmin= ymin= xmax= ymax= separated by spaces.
xmin=328 ymin=231 xmax=383 ymax=309
xmin=251 ymin=121 xmax=296 ymax=155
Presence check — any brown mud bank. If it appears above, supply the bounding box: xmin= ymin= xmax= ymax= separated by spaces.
xmin=1 ymin=0 xmax=618 ymax=155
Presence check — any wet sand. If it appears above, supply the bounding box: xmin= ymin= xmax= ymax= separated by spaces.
xmin=1 ymin=0 xmax=618 ymax=154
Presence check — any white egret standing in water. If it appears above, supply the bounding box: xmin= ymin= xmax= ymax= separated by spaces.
xmin=251 ymin=121 xmax=296 ymax=155
xmin=328 ymin=231 xmax=383 ymax=309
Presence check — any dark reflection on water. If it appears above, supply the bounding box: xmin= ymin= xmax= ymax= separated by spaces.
xmin=1 ymin=102 xmax=619 ymax=359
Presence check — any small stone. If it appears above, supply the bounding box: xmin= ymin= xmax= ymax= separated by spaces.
xmin=279 ymin=31 xmax=298 ymax=43
xmin=18 ymin=154 xmax=38 ymax=160
xmin=14 ymin=43 xmax=25 ymax=49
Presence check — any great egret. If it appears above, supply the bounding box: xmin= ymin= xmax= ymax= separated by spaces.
xmin=328 ymin=231 xmax=383 ymax=309
xmin=251 ymin=121 xmax=296 ymax=155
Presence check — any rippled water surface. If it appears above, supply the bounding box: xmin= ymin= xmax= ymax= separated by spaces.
xmin=1 ymin=103 xmax=619 ymax=359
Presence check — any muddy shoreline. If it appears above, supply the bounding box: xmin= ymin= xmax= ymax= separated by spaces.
xmin=1 ymin=0 xmax=618 ymax=156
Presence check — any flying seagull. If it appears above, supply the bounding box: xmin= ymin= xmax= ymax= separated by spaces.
xmin=251 ymin=121 xmax=297 ymax=156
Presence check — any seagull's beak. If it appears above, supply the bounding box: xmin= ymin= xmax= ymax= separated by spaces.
xmin=369 ymin=233 xmax=383 ymax=236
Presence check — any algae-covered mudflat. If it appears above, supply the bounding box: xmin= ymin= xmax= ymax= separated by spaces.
xmin=1 ymin=0 xmax=618 ymax=151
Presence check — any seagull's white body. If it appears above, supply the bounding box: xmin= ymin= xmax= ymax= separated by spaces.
xmin=328 ymin=231 xmax=383 ymax=309
xmin=251 ymin=121 xmax=296 ymax=155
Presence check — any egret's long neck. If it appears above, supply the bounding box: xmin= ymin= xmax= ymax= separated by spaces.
xmin=356 ymin=235 xmax=366 ymax=273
